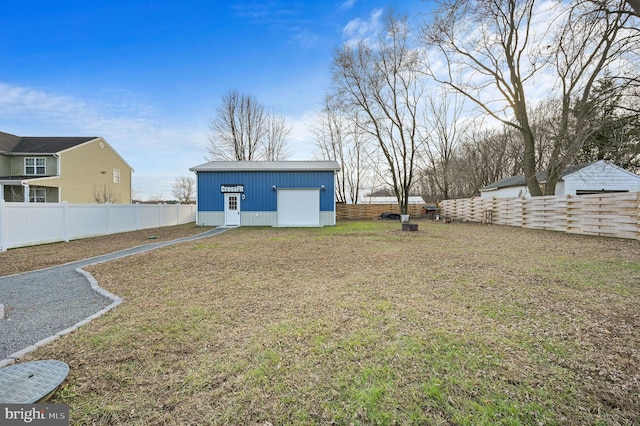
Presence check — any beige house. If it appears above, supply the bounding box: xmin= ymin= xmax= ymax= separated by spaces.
xmin=0 ymin=131 xmax=133 ymax=203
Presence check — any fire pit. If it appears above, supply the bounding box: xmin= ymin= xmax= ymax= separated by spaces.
xmin=402 ymin=223 xmax=418 ymax=231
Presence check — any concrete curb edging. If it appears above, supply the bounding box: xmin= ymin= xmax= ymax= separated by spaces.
xmin=0 ymin=270 xmax=124 ymax=369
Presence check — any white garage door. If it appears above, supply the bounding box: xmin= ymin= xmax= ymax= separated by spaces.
xmin=277 ymin=189 xmax=320 ymax=226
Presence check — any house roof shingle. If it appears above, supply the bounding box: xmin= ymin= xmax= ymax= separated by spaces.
xmin=0 ymin=131 xmax=97 ymax=154
xmin=0 ymin=132 xmax=22 ymax=152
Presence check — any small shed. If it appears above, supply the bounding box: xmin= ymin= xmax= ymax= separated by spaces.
xmin=480 ymin=160 xmax=640 ymax=198
xmin=189 ymin=161 xmax=340 ymax=227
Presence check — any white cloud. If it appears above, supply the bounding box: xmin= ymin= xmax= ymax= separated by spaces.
xmin=232 ymin=1 xmax=319 ymax=49
xmin=342 ymin=8 xmax=383 ymax=46
xmin=290 ymin=27 xmax=320 ymax=49
xmin=0 ymin=82 xmax=207 ymax=201
xmin=0 ymin=83 xmax=84 ymax=122
xmin=340 ymin=0 xmax=356 ymax=10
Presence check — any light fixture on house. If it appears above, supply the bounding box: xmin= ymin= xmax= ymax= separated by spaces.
xmin=272 ymin=185 xmax=277 ymax=190
xmin=321 ymin=185 xmax=326 ymax=191
xmin=100 ymin=170 xmax=107 ymax=174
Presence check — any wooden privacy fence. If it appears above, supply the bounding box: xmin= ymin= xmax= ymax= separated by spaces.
xmin=440 ymin=192 xmax=640 ymax=240
xmin=336 ymin=203 xmax=425 ymax=220
xmin=0 ymin=201 xmax=196 ymax=251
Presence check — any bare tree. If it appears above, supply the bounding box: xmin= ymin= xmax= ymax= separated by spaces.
xmin=314 ymin=95 xmax=349 ymax=203
xmin=542 ymin=0 xmax=639 ymax=194
xmin=422 ymin=0 xmax=639 ymax=196
xmin=208 ymin=90 xmax=265 ymax=160
xmin=457 ymin=125 xmax=525 ymax=195
xmin=147 ymin=194 xmax=164 ymax=203
xmin=313 ymin=95 xmax=368 ymax=203
xmin=263 ymin=113 xmax=292 ymax=161
xmin=207 ymin=90 xmax=291 ymax=161
xmin=92 ymin=184 xmax=119 ymax=203
xmin=527 ymin=99 xmax=562 ymax=170
xmin=422 ymin=0 xmax=544 ymax=196
xmin=422 ymin=87 xmax=468 ymax=200
xmin=419 ymin=123 xmax=525 ymax=200
xmin=576 ymin=78 xmax=640 ymax=170
xmin=172 ymin=175 xmax=195 ymax=203
xmin=342 ymin=112 xmax=370 ymax=204
xmin=332 ymin=12 xmax=423 ymax=214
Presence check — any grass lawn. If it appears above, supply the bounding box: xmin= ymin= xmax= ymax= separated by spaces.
xmin=21 ymin=220 xmax=640 ymax=425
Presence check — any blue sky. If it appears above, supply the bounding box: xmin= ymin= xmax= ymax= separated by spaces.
xmin=0 ymin=0 xmax=427 ymax=200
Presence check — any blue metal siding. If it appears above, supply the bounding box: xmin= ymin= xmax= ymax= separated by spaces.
xmin=197 ymin=170 xmax=335 ymax=212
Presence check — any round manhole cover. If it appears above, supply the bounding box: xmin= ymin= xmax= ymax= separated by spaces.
xmin=0 ymin=360 xmax=69 ymax=403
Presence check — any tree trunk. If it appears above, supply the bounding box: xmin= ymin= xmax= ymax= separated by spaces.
xmin=522 ymin=127 xmax=542 ymax=196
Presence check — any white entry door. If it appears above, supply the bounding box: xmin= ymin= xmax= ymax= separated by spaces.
xmin=224 ymin=193 xmax=241 ymax=226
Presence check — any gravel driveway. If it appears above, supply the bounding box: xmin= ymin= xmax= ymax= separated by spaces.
xmin=0 ymin=227 xmax=230 ymax=366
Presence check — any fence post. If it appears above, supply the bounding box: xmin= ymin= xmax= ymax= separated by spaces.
xmin=0 ymin=200 xmax=5 ymax=252
xmin=63 ymin=201 xmax=69 ymax=242
xmin=105 ymin=202 xmax=111 ymax=234
xmin=565 ymin=195 xmax=571 ymax=234
xmin=637 ymin=192 xmax=640 ymax=241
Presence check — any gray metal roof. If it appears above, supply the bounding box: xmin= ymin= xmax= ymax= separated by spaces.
xmin=482 ymin=174 xmax=529 ymax=190
xmin=0 ymin=131 xmax=97 ymax=154
xmin=190 ymin=160 xmax=341 ymax=172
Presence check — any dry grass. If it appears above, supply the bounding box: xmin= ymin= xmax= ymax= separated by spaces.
xmin=11 ymin=220 xmax=640 ymax=425
xmin=0 ymin=223 xmax=206 ymax=276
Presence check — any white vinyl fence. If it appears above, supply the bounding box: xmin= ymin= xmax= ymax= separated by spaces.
xmin=0 ymin=201 xmax=197 ymax=251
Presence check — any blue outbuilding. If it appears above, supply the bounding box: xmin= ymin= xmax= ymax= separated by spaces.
xmin=189 ymin=161 xmax=341 ymax=227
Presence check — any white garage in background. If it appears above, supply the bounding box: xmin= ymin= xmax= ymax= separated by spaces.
xmin=480 ymin=160 xmax=640 ymax=198
xmin=277 ymin=189 xmax=320 ymax=226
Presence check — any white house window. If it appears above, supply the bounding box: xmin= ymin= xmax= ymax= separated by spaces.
xmin=113 ymin=168 xmax=120 ymax=184
xmin=29 ymin=187 xmax=46 ymax=203
xmin=25 ymin=157 xmax=46 ymax=175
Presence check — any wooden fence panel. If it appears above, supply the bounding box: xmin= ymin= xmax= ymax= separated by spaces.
xmin=469 ymin=198 xmax=484 ymax=223
xmin=440 ymin=199 xmax=455 ymax=220
xmin=567 ymin=193 xmax=640 ymax=239
xmin=440 ymin=199 xmax=460 ymax=220
xmin=439 ymin=193 xmax=640 ymax=240
xmin=336 ymin=204 xmax=425 ymax=221
xmin=523 ymin=196 xmax=567 ymax=232
xmin=491 ymin=197 xmax=523 ymax=227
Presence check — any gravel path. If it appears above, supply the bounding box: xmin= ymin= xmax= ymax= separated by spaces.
xmin=0 ymin=227 xmax=231 ymax=366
